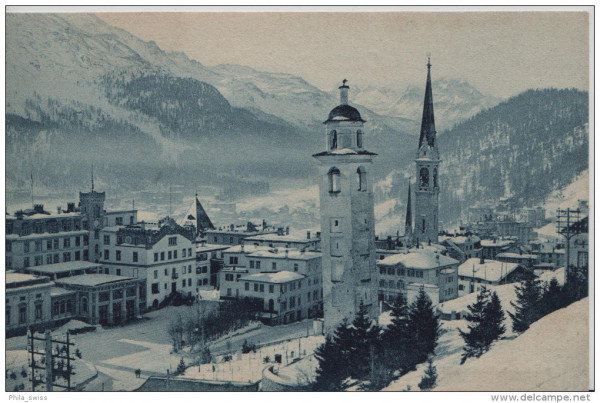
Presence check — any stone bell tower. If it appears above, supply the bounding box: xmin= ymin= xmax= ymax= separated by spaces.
xmin=313 ymin=80 xmax=378 ymax=334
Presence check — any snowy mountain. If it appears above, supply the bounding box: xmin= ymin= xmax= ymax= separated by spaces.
xmin=376 ymin=88 xmax=589 ymax=233
xmin=345 ymin=78 xmax=502 ymax=131
xmin=6 ymin=13 xmax=417 ymax=191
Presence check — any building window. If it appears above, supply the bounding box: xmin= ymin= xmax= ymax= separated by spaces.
xmin=229 ymin=237 xmax=234 ymax=244
xmin=168 ymin=237 xmax=177 ymax=246
xmin=433 ymin=167 xmax=438 ymax=188
xmin=249 ymin=260 xmax=255 ymax=269
xmin=328 ymin=167 xmax=341 ymax=193
xmin=116 ymin=269 xmax=121 ymax=276
xmin=104 ymin=250 xmax=109 ymax=260
xmin=168 ymin=251 xmax=172 ymax=260
xmin=259 ymin=284 xmax=264 ymax=293
xmin=357 ymin=166 xmax=367 ymax=191
xmin=19 ymin=306 xmax=27 ymax=324
xmin=229 ymin=256 xmax=239 ymax=265
xmin=152 ymin=283 xmax=159 ymax=294
xmin=174 ymin=250 xmax=178 ymax=259
xmin=182 ymin=249 xmax=186 ymax=258
xmin=133 ymin=252 xmax=138 ymax=262
xmin=154 ymin=253 xmax=158 ymax=262
xmin=245 ymin=282 xmax=249 ymax=291
xmin=53 ymin=254 xmax=59 ymax=263
xmin=419 ymin=167 xmax=429 ymax=188
xmin=254 ymin=284 xmax=259 ymax=292
xmin=188 ymin=248 xmax=192 ymax=256
xmin=64 ymin=238 xmax=71 ymax=248
xmin=272 ymin=262 xmax=277 ymax=271
xmin=104 ymin=235 xmax=110 ymax=245
xmin=116 ymin=217 xmax=123 ymax=226
xmin=24 ymin=242 xmax=30 ymax=253
xmin=116 ymin=250 xmax=121 ymax=261
xmin=356 ymin=130 xmax=363 ymax=148
xmin=577 ymin=251 xmax=588 ymax=268
xmin=330 ymin=130 xmax=337 ymax=149
xmin=294 ymin=263 xmax=299 ymax=272
xmin=75 ymin=251 xmax=81 ymax=261
xmin=160 ymin=252 xmax=165 ymax=261
xmin=256 ymin=261 xmax=261 ymax=269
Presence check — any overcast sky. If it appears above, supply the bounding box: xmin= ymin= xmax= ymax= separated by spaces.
xmin=98 ymin=11 xmax=589 ymax=97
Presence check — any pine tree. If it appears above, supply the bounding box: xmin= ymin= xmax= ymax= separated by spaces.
xmin=313 ymin=321 xmax=351 ymax=391
xmin=509 ymin=278 xmax=543 ymax=333
xmin=459 ymin=286 xmax=491 ymax=364
xmin=348 ymin=305 xmax=381 ymax=380
xmin=484 ymin=291 xmax=506 ymax=343
xmin=418 ymin=359 xmax=438 ymax=391
xmin=408 ymin=288 xmax=441 ymax=363
xmin=460 ymin=287 xmax=506 ymax=364
xmin=383 ymin=294 xmax=419 ymax=374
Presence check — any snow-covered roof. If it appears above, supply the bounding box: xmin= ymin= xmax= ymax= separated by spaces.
xmin=50 ymin=287 xmax=76 ymax=297
xmin=13 ymin=212 xmax=81 ymax=220
xmin=496 ymin=252 xmax=538 ymax=260
xmin=195 ymin=243 xmax=230 ymax=252
xmin=537 ymin=267 xmax=565 ymax=286
xmin=244 ymin=233 xmax=316 ymax=243
xmin=223 ymin=244 xmax=273 ymax=254
xmin=246 ymin=249 xmax=321 ymax=261
xmin=480 ymin=239 xmax=514 ymax=247
xmin=379 ymin=251 xmax=458 ymax=269
xmin=439 ymin=235 xmax=480 ymax=245
xmin=56 ymin=274 xmax=137 ymax=287
xmin=458 ymin=258 xmax=521 ymax=282
xmin=25 ymin=261 xmax=102 ymax=274
xmin=239 ymin=271 xmax=305 ymax=284
xmin=6 ymin=272 xmax=44 ymax=285
xmin=6 ymin=230 xmax=89 ymax=240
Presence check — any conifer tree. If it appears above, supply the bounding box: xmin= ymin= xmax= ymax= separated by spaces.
xmin=313 ymin=320 xmax=351 ymax=391
xmin=509 ymin=278 xmax=543 ymax=333
xmin=408 ymin=288 xmax=440 ymax=363
xmin=348 ymin=304 xmax=381 ymax=380
xmin=383 ymin=294 xmax=419 ymax=373
xmin=418 ymin=359 xmax=438 ymax=391
xmin=484 ymin=291 xmax=506 ymax=343
xmin=459 ymin=286 xmax=491 ymax=364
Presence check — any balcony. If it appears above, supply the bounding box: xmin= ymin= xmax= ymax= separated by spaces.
xmin=171 ymin=273 xmax=179 ymax=280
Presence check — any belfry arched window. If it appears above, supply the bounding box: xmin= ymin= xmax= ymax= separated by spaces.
xmin=356 ymin=130 xmax=363 ymax=148
xmin=433 ymin=167 xmax=438 ymax=188
xmin=330 ymin=130 xmax=338 ymax=150
xmin=328 ymin=167 xmax=341 ymax=193
xmin=357 ymin=166 xmax=367 ymax=191
xmin=419 ymin=167 xmax=429 ymax=188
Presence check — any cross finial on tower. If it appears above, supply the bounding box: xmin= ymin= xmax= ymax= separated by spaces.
xmin=342 ymin=78 xmax=348 ymax=86
xmin=427 ymin=53 xmax=432 ymax=70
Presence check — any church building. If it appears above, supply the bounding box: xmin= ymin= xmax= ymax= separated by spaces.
xmin=313 ymin=80 xmax=378 ymax=334
xmin=411 ymin=58 xmax=441 ymax=245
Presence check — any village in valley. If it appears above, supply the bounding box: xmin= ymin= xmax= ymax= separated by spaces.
xmin=4 ymin=11 xmax=590 ymax=394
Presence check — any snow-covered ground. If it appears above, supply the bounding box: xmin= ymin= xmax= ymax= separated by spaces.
xmin=181 ymin=335 xmax=324 ymax=384
xmin=383 ymin=298 xmax=589 ymax=391
xmin=543 ymin=169 xmax=589 ymax=213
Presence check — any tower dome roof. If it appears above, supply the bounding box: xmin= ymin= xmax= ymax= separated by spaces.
xmin=325 ymin=104 xmax=365 ymax=123
xmin=324 ymin=79 xmax=366 ymax=124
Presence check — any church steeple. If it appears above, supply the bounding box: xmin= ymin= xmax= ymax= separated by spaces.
xmin=405 ymin=181 xmax=412 ymax=235
xmin=418 ymin=57 xmax=436 ymax=149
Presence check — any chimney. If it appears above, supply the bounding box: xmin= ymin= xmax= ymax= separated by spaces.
xmin=307 ymin=231 xmax=311 ymax=240
xmin=57 ymin=206 xmax=62 ymax=214
xmin=387 ymin=235 xmax=392 ymax=250
xmin=34 ymin=204 xmax=44 ymax=214
xmin=16 ymin=210 xmax=23 ymax=220
xmin=230 ymin=224 xmax=234 ymax=231
xmin=480 ymin=255 xmax=485 ymax=265
xmin=67 ymin=202 xmax=75 ymax=212
xmin=286 ymin=226 xmax=290 ymax=235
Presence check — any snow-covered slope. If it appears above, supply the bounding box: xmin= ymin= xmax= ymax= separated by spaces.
xmin=439 ymin=298 xmax=589 ymax=391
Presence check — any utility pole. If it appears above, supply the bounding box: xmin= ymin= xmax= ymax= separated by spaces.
xmin=27 ymin=330 xmax=78 ymax=391
xmin=557 ymin=208 xmax=581 ymax=284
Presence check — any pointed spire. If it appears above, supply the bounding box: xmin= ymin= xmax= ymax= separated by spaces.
xmin=405 ymin=181 xmax=413 ymax=231
xmin=418 ymin=56 xmax=436 ymax=148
